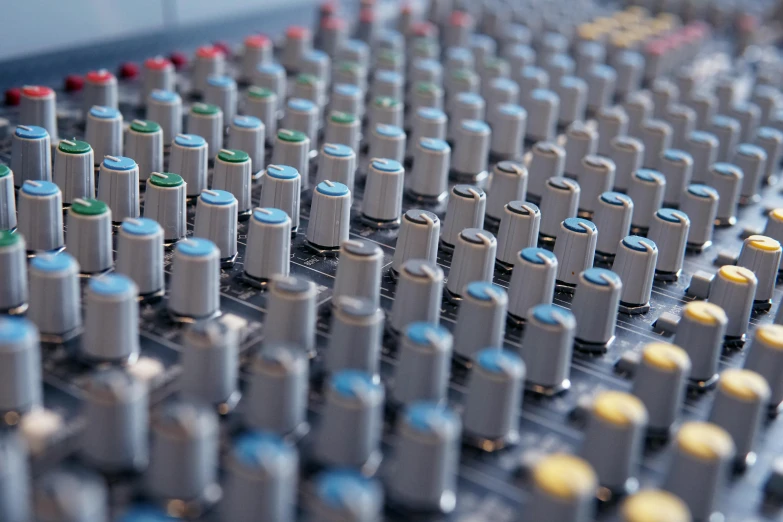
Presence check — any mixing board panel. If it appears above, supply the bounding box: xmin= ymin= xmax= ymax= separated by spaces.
xmin=2 ymin=0 xmax=783 ymax=521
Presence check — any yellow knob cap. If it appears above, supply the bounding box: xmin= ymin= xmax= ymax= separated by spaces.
xmin=682 ymin=301 xmax=727 ymax=326
xmin=719 ymin=368 xmax=770 ymax=402
xmin=755 ymin=324 xmax=783 ymax=350
xmin=717 ymin=265 xmax=756 ymax=285
xmin=533 ymin=453 xmax=597 ymax=501
xmin=642 ymin=342 xmax=690 ymax=372
xmin=621 ymin=489 xmax=692 ymax=522
xmin=593 ymin=390 xmax=648 ymax=427
xmin=676 ymin=421 xmax=735 ymax=462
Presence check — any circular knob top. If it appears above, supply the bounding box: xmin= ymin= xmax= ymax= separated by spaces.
xmin=71 ymin=198 xmax=108 ymax=216
xmin=58 ymin=139 xmax=91 ymax=154
xmin=15 ymin=125 xmax=47 ymax=139
xmin=316 ymin=180 xmax=349 ymax=196
xmin=177 ymin=238 xmax=218 ymax=257
xmin=30 ymin=252 xmax=75 ymax=272
xmin=21 ymin=180 xmax=58 ymax=196
xmin=102 ymin=156 xmax=137 ymax=171
xmin=200 ymin=189 xmax=235 ymax=206
xmin=121 ymin=218 xmax=161 ymax=236
xmin=252 ymin=208 xmax=288 ymax=225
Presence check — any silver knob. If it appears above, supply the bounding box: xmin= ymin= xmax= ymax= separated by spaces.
xmin=221 ymin=432 xmax=298 ymax=522
xmin=362 ymin=158 xmax=404 ymax=225
xmin=313 ymin=370 xmax=384 ymax=468
xmin=507 ymin=247 xmax=557 ymax=322
xmin=0 ymin=166 xmax=17 ymax=230
xmin=168 ymin=238 xmax=221 ymax=320
xmin=306 ymin=469 xmax=382 ymax=522
xmin=333 ymin=239 xmax=383 ymax=307
xmin=647 ymin=208 xmax=690 ymax=279
xmin=463 ymin=348 xmax=525 ymax=448
xmin=368 ymin=123 xmax=406 ymax=164
xmin=28 ymin=252 xmax=80 ymax=337
xmin=387 ymin=402 xmax=462 ymax=513
xmin=639 ymin=119 xmax=672 ymax=170
xmin=264 ymin=276 xmax=317 ymax=357
xmin=659 ymin=149 xmax=694 ymax=207
xmin=192 ymin=45 xmax=226 ymax=94
xmin=495 ymin=202 xmax=540 ymax=267
xmin=709 ymin=266 xmax=758 ymax=341
xmin=17 ymin=180 xmax=64 ymax=252
xmin=581 ymin=391 xmax=647 ymax=492
xmin=81 ymin=368 xmax=148 ymax=472
xmin=446 ymin=228 xmax=496 ymax=297
xmin=577 ymin=155 xmax=616 ymax=217
xmin=229 ymin=115 xmax=265 ymax=175
xmin=205 ymin=75 xmax=238 ymax=122
xmin=440 ymin=185 xmax=486 ymax=249
xmin=213 ymin=149 xmax=252 ymax=215
xmin=53 ymin=139 xmax=94 ymax=204
xmin=612 ymin=236 xmax=658 ymax=314
xmin=272 ymin=130 xmax=311 ymax=186
xmin=260 ymin=164 xmax=301 ymax=233
xmin=684 ymin=130 xmax=719 ymax=184
xmin=170 ymin=134 xmax=209 ymax=197
xmin=708 ymin=368 xmax=769 ymax=464
xmin=451 ymin=119 xmax=491 ymax=183
xmin=744 ymin=324 xmax=783 ymax=410
xmin=392 ymin=210 xmax=440 ymax=273
xmin=11 ymin=125 xmax=51 ymax=186
xmin=627 ymin=169 xmax=666 ymax=233
xmin=245 ymin=343 xmax=309 ymax=435
xmin=572 ymin=268 xmax=622 ymax=351
xmin=244 ymin=208 xmax=291 ymax=283
xmin=486 ymin=161 xmax=527 ymax=222
xmin=125 ymin=119 xmax=164 ymax=182
xmin=194 ymin=189 xmax=238 ymax=262
xmin=410 ymin=137 xmax=451 ymax=200
xmin=187 ymin=103 xmax=224 ymax=160
xmin=563 ymin=121 xmax=598 ymax=179
xmin=521 ymin=304 xmax=574 ymax=393
xmin=306 ymin=181 xmax=351 ymax=251
xmin=145 ymin=401 xmax=219 ymax=502
xmin=393 ymin=323 xmax=453 ymax=405
xmin=180 ymin=320 xmax=239 ymax=408
xmin=143 ymin=172 xmax=187 ymax=243
xmin=632 ymin=342 xmax=691 ymax=435
xmin=146 ymin=89 xmax=182 ymax=143
xmin=553 ymin=217 xmax=598 ymax=289
xmin=326 ymin=297 xmax=383 ymax=376
xmin=453 ymin=282 xmax=507 ymax=360
xmin=526 ymin=89 xmax=560 ymax=142
xmin=97 ymin=155 xmax=139 ymax=223
xmin=608 ymin=136 xmax=644 ymax=193
xmin=528 ymin=453 xmax=597 ymax=522
xmin=593 ymin=192 xmax=633 ymax=257
xmin=19 ymin=86 xmax=57 ymax=140
xmin=0 ymin=232 xmax=28 ymax=313
xmin=390 ymin=260 xmax=443 ymax=333
xmin=681 ymin=184 xmax=719 ymax=250
xmin=662 ymin=422 xmax=735 ymax=521
xmin=66 ymin=198 xmax=113 ymax=274
xmin=323 ymin=111 xmax=360 ymax=157
xmin=245 ymin=87 xmax=278 ymax=139
xmin=674 ymin=301 xmax=728 ymax=386
xmin=81 ymin=274 xmax=140 ymax=363
xmin=115 ymin=218 xmax=165 ymax=297
xmin=0 ymin=316 xmax=42 ymax=414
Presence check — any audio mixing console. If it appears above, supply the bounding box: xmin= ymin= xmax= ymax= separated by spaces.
xmin=1 ymin=0 xmax=783 ymax=521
